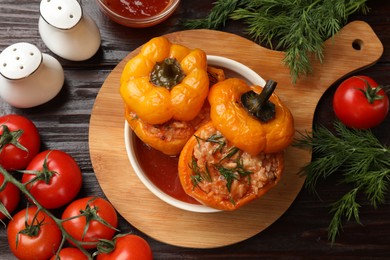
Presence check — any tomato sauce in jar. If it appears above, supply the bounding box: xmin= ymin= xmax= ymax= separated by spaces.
xmin=134 ymin=135 xmax=200 ymax=204
xmin=104 ymin=0 xmax=170 ymax=19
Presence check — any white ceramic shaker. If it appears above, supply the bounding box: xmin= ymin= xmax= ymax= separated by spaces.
xmin=38 ymin=0 xmax=101 ymax=61
xmin=0 ymin=42 xmax=64 ymax=108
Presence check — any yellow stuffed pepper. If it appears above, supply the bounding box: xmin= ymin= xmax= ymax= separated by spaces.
xmin=178 ymin=78 xmax=293 ymax=210
xmin=120 ymin=37 xmax=209 ymax=125
xmin=125 ymin=103 xmax=210 ymax=155
xmin=178 ymin=121 xmax=284 ymax=210
xmin=208 ymin=78 xmax=294 ymax=155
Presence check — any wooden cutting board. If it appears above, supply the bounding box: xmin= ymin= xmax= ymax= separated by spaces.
xmin=89 ymin=21 xmax=383 ymax=248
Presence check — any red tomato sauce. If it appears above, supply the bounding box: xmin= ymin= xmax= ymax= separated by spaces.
xmin=105 ymin=0 xmax=170 ymax=19
xmin=134 ymin=135 xmax=200 ymax=204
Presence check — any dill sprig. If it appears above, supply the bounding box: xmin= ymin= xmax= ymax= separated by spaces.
xmin=185 ymin=0 xmax=369 ymax=82
xmin=294 ymin=121 xmax=390 ymax=243
xmin=215 ymin=159 xmax=253 ymax=192
xmin=220 ymin=147 xmax=240 ymax=162
xmin=195 ymin=134 xmax=226 ymax=154
xmin=189 ymin=156 xmax=212 ymax=189
xmin=215 ymin=164 xmax=240 ymax=192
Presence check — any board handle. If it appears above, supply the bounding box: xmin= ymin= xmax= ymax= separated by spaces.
xmin=299 ymin=20 xmax=384 ymax=87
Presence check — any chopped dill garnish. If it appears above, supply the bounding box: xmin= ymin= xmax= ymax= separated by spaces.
xmin=215 ymin=159 xmax=253 ymax=192
xmin=189 ymin=156 xmax=212 ymax=189
xmin=193 ymin=133 xmax=253 ymax=198
xmin=215 ymin=164 xmax=239 ymax=192
xmin=220 ymin=147 xmax=240 ymax=162
xmin=195 ymin=134 xmax=226 ymax=154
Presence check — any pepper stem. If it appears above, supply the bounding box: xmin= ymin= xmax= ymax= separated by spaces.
xmin=241 ymin=80 xmax=277 ymax=122
xmin=150 ymin=58 xmax=185 ymax=90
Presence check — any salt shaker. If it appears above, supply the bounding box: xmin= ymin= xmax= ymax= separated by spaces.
xmin=0 ymin=42 xmax=64 ymax=108
xmin=38 ymin=0 xmax=101 ymax=61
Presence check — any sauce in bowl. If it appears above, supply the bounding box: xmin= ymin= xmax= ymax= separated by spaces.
xmin=133 ymin=134 xmax=200 ymax=204
xmin=104 ymin=0 xmax=170 ymax=19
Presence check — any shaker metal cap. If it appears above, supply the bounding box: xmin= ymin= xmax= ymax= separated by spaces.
xmin=0 ymin=42 xmax=43 ymax=80
xmin=40 ymin=0 xmax=82 ymax=30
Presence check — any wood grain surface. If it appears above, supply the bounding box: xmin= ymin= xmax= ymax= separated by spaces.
xmin=89 ymin=21 xmax=383 ymax=248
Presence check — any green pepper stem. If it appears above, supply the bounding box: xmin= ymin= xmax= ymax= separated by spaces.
xmin=150 ymin=58 xmax=185 ymax=90
xmin=256 ymin=80 xmax=277 ymax=110
xmin=241 ymin=80 xmax=277 ymax=122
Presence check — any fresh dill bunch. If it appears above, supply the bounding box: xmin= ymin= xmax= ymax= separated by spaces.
xmin=185 ymin=0 xmax=369 ymax=83
xmin=294 ymin=121 xmax=390 ymax=243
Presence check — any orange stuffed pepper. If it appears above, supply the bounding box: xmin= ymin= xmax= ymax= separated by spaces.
xmin=120 ymin=36 xmax=212 ymax=155
xmin=120 ymin=36 xmax=209 ymax=125
xmin=178 ymin=78 xmax=293 ymax=210
xmin=178 ymin=121 xmax=284 ymax=211
xmin=208 ymin=78 xmax=294 ymax=155
xmin=125 ymin=103 xmax=210 ymax=156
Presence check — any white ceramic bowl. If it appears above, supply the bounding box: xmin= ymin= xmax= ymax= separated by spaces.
xmin=124 ymin=55 xmax=265 ymax=213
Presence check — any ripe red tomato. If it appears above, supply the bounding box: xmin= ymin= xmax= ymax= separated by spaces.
xmin=96 ymin=234 xmax=153 ymax=260
xmin=0 ymin=174 xmax=20 ymax=220
xmin=62 ymin=197 xmax=118 ymax=249
xmin=7 ymin=206 xmax=62 ymax=260
xmin=0 ymin=114 xmax=40 ymax=170
xmin=50 ymin=247 xmax=89 ymax=260
xmin=333 ymin=75 xmax=389 ymax=129
xmin=22 ymin=150 xmax=82 ymax=209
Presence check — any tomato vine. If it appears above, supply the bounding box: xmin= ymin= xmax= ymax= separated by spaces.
xmin=0 ymin=165 xmax=96 ymax=259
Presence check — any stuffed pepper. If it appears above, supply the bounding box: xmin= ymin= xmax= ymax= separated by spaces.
xmin=120 ymin=36 xmax=213 ymax=155
xmin=120 ymin=36 xmax=209 ymax=125
xmin=178 ymin=78 xmax=294 ymax=210
xmin=208 ymin=78 xmax=294 ymax=155
xmin=125 ymin=103 xmax=210 ymax=155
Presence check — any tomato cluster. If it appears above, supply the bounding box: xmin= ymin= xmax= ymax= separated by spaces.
xmin=0 ymin=114 xmax=153 ymax=259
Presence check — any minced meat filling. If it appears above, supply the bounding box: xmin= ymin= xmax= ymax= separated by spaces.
xmin=191 ymin=127 xmax=280 ymax=204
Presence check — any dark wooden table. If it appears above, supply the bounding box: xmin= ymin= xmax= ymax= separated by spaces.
xmin=1 ymin=0 xmax=389 ymax=259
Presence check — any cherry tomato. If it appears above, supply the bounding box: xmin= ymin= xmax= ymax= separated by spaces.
xmin=22 ymin=150 xmax=82 ymax=209
xmin=0 ymin=174 xmax=20 ymax=220
xmin=62 ymin=197 xmax=118 ymax=249
xmin=333 ymin=75 xmax=389 ymax=129
xmin=0 ymin=114 xmax=40 ymax=171
xmin=7 ymin=206 xmax=62 ymax=260
xmin=50 ymin=247 xmax=89 ymax=260
xmin=96 ymin=234 xmax=153 ymax=260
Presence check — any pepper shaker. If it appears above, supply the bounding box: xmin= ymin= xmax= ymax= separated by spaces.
xmin=0 ymin=42 xmax=64 ymax=108
xmin=39 ymin=0 xmax=101 ymax=61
